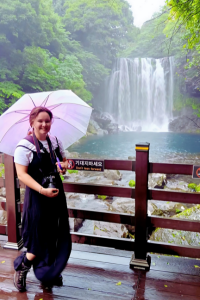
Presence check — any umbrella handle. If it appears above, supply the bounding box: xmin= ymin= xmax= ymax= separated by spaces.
xmin=56 ymin=157 xmax=63 ymax=171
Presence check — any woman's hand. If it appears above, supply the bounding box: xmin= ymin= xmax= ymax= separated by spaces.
xmin=41 ymin=188 xmax=59 ymax=198
xmin=56 ymin=161 xmax=67 ymax=175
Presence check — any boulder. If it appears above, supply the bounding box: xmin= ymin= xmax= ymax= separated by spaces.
xmin=69 ymin=218 xmax=84 ymax=232
xmin=96 ymin=128 xmax=108 ymax=135
xmin=0 ymin=210 xmax=7 ymax=225
xmin=87 ymin=122 xmax=97 ymax=135
xmin=104 ymin=170 xmax=122 ymax=181
xmin=91 ymin=110 xmax=118 ymax=133
xmin=94 ymin=221 xmax=129 ymax=238
xmin=108 ymin=198 xmax=158 ymax=216
xmin=148 ymin=174 xmax=167 ymax=189
xmin=106 ymin=122 xmax=118 ymax=133
xmin=109 ymin=198 xmax=135 ymax=214
xmin=0 ymin=187 xmax=6 ymax=197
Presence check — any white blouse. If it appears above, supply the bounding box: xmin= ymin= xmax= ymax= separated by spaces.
xmin=14 ymin=135 xmax=66 ymax=166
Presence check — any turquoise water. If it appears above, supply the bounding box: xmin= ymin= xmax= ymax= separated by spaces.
xmin=69 ymin=132 xmax=200 ymax=162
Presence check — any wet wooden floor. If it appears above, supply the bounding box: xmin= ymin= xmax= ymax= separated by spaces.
xmin=0 ymin=237 xmax=200 ymax=299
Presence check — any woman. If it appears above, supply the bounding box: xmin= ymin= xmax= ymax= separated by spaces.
xmin=13 ymin=106 xmax=71 ymax=292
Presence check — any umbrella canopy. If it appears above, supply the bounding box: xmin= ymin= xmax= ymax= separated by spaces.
xmin=0 ymin=90 xmax=92 ymax=156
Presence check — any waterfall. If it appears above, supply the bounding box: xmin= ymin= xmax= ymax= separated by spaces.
xmin=105 ymin=57 xmax=174 ymax=132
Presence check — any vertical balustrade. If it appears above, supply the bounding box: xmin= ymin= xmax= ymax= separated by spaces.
xmin=130 ymin=143 xmax=151 ymax=270
xmin=3 ymin=154 xmax=23 ymax=250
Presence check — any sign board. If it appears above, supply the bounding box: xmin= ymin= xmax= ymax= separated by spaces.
xmin=66 ymin=159 xmax=104 ymax=172
xmin=192 ymin=166 xmax=200 ymax=178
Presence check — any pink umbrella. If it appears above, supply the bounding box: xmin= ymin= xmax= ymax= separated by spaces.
xmin=0 ymin=90 xmax=92 ymax=156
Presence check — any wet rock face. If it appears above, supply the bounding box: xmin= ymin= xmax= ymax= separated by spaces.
xmin=91 ymin=110 xmax=119 ymax=133
xmin=169 ymin=114 xmax=200 ymax=133
xmin=88 ymin=120 xmax=108 ymax=135
xmin=150 ymin=205 xmax=200 ymax=246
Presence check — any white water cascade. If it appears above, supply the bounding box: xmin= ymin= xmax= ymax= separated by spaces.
xmin=105 ymin=57 xmax=174 ymax=132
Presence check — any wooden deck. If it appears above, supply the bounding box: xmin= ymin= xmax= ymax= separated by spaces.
xmin=0 ymin=237 xmax=200 ymax=300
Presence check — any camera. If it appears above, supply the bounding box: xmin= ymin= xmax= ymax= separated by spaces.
xmin=42 ymin=174 xmax=57 ymax=189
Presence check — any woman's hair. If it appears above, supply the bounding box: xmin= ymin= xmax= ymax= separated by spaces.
xmin=29 ymin=106 xmax=53 ymax=127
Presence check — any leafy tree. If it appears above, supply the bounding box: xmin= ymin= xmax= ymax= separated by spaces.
xmin=62 ymin=0 xmax=135 ymax=68
xmin=0 ymin=0 xmax=71 ymax=57
xmin=166 ymin=0 xmax=200 ymax=51
xmin=0 ymin=0 xmax=92 ymax=106
xmin=0 ymin=82 xmax=24 ymax=114
xmin=20 ymin=47 xmax=92 ymax=102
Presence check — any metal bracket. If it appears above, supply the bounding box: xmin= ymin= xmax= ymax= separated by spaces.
xmin=3 ymin=238 xmax=23 ymax=250
xmin=15 ymin=178 xmax=20 ymax=189
xmin=18 ymin=224 xmax=22 ymax=237
xmin=17 ymin=202 xmax=21 ymax=213
xmin=130 ymin=254 xmax=151 ymax=271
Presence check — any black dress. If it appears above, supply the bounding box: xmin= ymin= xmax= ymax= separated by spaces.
xmin=14 ymin=138 xmax=71 ymax=284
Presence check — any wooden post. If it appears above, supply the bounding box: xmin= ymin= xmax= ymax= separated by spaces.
xmin=130 ymin=143 xmax=151 ymax=270
xmin=3 ymin=154 xmax=23 ymax=250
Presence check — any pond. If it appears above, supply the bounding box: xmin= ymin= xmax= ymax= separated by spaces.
xmin=69 ymin=132 xmax=200 ymax=163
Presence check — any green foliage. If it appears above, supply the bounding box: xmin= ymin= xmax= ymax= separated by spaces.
xmin=128 ymin=233 xmax=135 ymax=239
xmin=167 ymin=0 xmax=200 ymax=51
xmin=63 ymin=0 xmax=135 ymax=68
xmin=188 ymin=183 xmax=197 ymax=190
xmin=0 ymin=0 xmax=138 ymax=108
xmin=129 ymin=180 xmax=135 ymax=187
xmin=60 ymin=174 xmax=64 ymax=181
xmin=0 ymin=164 xmax=5 ymax=177
xmin=175 ymin=209 xmax=181 ymax=214
xmin=0 ymin=82 xmax=24 ymax=114
xmin=188 ymin=183 xmax=200 ymax=192
xmin=0 ymin=0 xmax=94 ymax=106
xmin=67 ymin=170 xmax=78 ymax=174
xmin=195 ymin=185 xmax=200 ymax=193
xmin=98 ymin=195 xmax=107 ymax=200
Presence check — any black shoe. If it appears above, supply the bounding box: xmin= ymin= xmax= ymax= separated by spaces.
xmin=53 ymin=274 xmax=63 ymax=286
xmin=14 ymin=262 xmax=30 ymax=292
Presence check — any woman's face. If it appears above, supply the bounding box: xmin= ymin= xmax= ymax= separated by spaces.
xmin=32 ymin=112 xmax=52 ymax=137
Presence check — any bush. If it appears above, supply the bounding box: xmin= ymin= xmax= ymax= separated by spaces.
xmin=129 ymin=180 xmax=135 ymax=187
xmin=0 ymin=164 xmax=4 ymax=177
xmin=98 ymin=195 xmax=107 ymax=200
xmin=60 ymin=174 xmax=64 ymax=182
xmin=188 ymin=183 xmax=200 ymax=192
xmin=67 ymin=170 xmax=78 ymax=174
xmin=188 ymin=183 xmax=197 ymax=189
xmin=195 ymin=185 xmax=200 ymax=192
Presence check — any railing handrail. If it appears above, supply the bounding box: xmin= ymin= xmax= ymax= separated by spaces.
xmin=1 ymin=147 xmax=200 ymax=268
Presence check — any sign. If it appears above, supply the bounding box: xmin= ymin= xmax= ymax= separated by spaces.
xmin=66 ymin=159 xmax=104 ymax=172
xmin=192 ymin=166 xmax=200 ymax=178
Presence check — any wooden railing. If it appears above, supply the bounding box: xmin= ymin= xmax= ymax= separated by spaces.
xmin=0 ymin=142 xmax=200 ymax=269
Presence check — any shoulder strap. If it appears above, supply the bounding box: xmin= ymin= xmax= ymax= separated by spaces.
xmin=24 ymin=135 xmax=34 ymax=145
xmin=16 ymin=145 xmax=34 ymax=152
xmin=24 ymin=135 xmax=47 ymax=155
xmin=55 ymin=136 xmax=60 ymax=150
xmin=46 ymin=135 xmax=57 ymax=172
